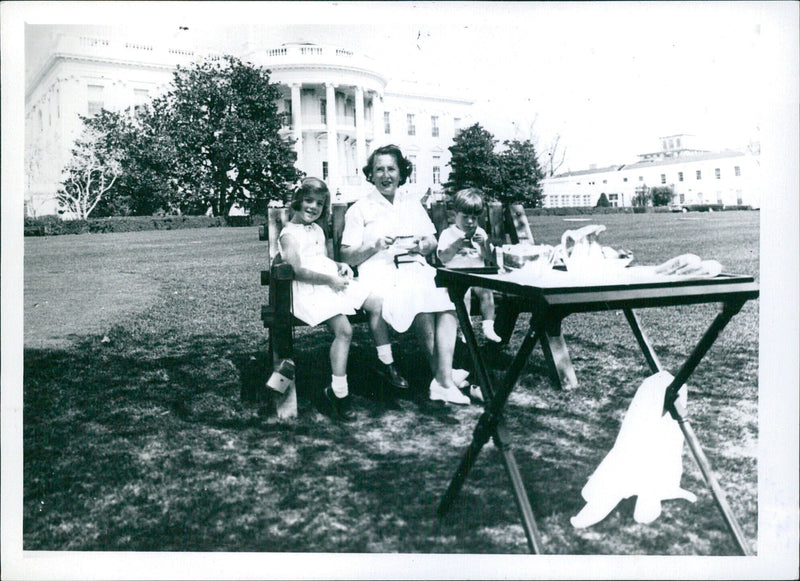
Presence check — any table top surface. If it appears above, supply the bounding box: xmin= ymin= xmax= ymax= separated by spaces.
xmin=435 ymin=265 xmax=759 ymax=310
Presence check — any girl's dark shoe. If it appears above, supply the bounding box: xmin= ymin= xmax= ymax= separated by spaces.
xmin=380 ymin=362 xmax=409 ymax=390
xmin=324 ymin=386 xmax=356 ymax=422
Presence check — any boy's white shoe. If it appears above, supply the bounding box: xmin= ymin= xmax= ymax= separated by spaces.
xmin=469 ymin=385 xmax=484 ymax=402
xmin=429 ymin=379 xmax=471 ymax=405
xmin=482 ymin=320 xmax=503 ymax=343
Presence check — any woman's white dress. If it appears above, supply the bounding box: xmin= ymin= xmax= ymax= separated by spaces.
xmin=341 ymin=189 xmax=454 ymax=332
xmin=278 ymin=222 xmax=370 ymax=327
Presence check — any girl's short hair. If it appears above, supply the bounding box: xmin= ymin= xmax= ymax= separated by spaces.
xmin=362 ymin=144 xmax=414 ymax=186
xmin=453 ymin=188 xmax=485 ymax=215
xmin=290 ymin=177 xmax=331 ymax=226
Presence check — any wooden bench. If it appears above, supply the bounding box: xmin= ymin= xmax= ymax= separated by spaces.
xmin=255 ymin=199 xmax=537 ymax=416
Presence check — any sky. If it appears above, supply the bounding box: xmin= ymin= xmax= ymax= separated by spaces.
xmin=20 ymin=2 xmax=776 ymax=172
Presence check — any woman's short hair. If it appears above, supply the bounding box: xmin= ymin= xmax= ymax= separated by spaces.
xmin=362 ymin=144 xmax=414 ymax=186
xmin=453 ymin=188 xmax=486 ymax=215
xmin=289 ymin=177 xmax=331 ymax=226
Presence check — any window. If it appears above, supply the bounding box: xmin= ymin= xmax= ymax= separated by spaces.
xmin=87 ymin=84 xmax=104 ymax=116
xmin=280 ymin=99 xmax=292 ymax=127
xmin=384 ymin=111 xmax=391 ymax=134
xmin=608 ymin=193 xmax=619 ymax=207
xmin=407 ymin=114 xmax=416 ymax=136
xmin=583 ymin=194 xmax=590 ymax=206
xmin=676 ymin=137 xmax=681 ymax=148
xmin=322 ymin=161 xmax=328 ymax=181
xmin=134 ymin=88 xmax=150 ymax=107
xmin=696 ymin=170 xmax=702 ymax=180
xmin=623 ymin=177 xmax=628 ymax=183
xmin=572 ymin=195 xmax=580 ymax=206
xmin=679 ymin=193 xmax=685 ymax=203
xmin=734 ymin=166 xmax=741 ymax=177
xmin=431 ymin=115 xmax=439 ymax=137
xmin=320 ymin=99 xmax=327 ymax=124
xmin=678 ymin=171 xmax=684 ymax=182
xmin=454 ymin=117 xmax=461 ymax=132
xmin=432 ymin=156 xmax=440 ymax=184
xmin=660 ymin=174 xmax=666 ymax=185
xmin=715 ymin=168 xmax=721 ymax=179
xmin=668 ymin=138 xmax=674 ymax=149
xmin=408 ymin=155 xmax=417 ymax=184
xmin=736 ymin=190 xmax=743 ymax=205
xmin=560 ymin=194 xmax=568 ymax=207
xmin=638 ymin=176 xmax=644 ymax=182
xmin=602 ymin=179 xmax=607 ymax=184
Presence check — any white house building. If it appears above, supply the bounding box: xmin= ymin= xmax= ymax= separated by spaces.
xmin=24 ymin=31 xmax=206 ymax=216
xmin=542 ymin=134 xmax=761 ymax=209
xmin=24 ymin=31 xmax=473 ymax=216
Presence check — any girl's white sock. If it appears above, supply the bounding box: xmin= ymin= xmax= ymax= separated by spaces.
xmin=331 ymin=374 xmax=349 ymax=398
xmin=376 ymin=344 xmax=394 ymax=365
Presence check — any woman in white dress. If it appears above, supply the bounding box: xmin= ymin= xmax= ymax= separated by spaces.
xmin=340 ymin=145 xmax=470 ymax=405
xmin=279 ymin=177 xmax=401 ymax=421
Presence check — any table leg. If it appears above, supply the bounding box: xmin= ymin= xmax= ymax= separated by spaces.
xmin=538 ymin=315 xmax=579 ymax=390
xmin=439 ymin=288 xmax=545 ymax=553
xmin=659 ymin=299 xmax=752 ymax=556
xmin=623 ymin=308 xmax=663 ymax=373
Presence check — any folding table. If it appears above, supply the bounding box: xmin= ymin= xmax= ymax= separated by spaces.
xmin=434 ymin=266 xmax=759 ymax=555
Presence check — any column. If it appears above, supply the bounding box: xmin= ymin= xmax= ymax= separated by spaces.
xmin=372 ymin=91 xmax=384 ymax=144
xmin=325 ymin=83 xmax=339 ymax=190
xmin=290 ymin=83 xmax=303 ymax=169
xmin=354 ymin=85 xmax=366 ymax=175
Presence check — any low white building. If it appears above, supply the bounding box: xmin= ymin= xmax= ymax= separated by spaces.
xmin=24 ymin=31 xmax=473 ymax=215
xmin=542 ymin=134 xmax=761 ymax=209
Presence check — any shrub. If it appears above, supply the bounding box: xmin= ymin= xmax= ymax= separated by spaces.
xmin=24 ymin=214 xmax=232 ymax=236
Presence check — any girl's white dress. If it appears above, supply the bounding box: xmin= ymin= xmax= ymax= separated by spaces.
xmin=341 ymin=189 xmax=455 ymax=333
xmin=278 ymin=222 xmax=370 ymax=327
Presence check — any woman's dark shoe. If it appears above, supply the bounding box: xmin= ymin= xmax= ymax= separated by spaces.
xmin=324 ymin=386 xmax=356 ymax=422
xmin=380 ymin=362 xmax=409 ymax=390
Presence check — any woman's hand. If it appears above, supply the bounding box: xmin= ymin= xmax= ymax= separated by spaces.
xmin=373 ymin=236 xmax=396 ymax=252
xmin=408 ymin=235 xmax=435 ymax=256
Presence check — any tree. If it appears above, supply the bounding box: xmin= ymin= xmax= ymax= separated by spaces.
xmin=446 ymin=123 xmax=502 ymax=198
xmin=497 ymin=139 xmax=544 ymax=207
xmin=164 ymin=56 xmax=301 ymax=216
xmin=540 ymin=133 xmax=567 ymax=177
xmin=57 ymin=123 xmax=123 ymax=219
xmin=447 ymin=124 xmax=544 ymax=207
xmin=596 ymin=192 xmax=610 ymax=207
xmin=632 ymin=185 xmax=652 ymax=207
xmin=651 ymin=185 xmax=674 ymax=207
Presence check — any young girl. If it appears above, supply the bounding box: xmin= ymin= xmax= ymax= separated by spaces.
xmin=279 ymin=177 xmax=405 ymax=421
xmin=437 ymin=188 xmax=502 ymax=343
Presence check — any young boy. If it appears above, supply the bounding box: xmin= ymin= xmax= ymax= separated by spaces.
xmin=436 ymin=188 xmax=502 ymax=343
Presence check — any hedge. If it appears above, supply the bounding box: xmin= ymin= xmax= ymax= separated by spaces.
xmin=22 ymin=214 xmax=270 ymax=236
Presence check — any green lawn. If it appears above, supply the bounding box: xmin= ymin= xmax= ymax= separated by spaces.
xmin=23 ymin=211 xmax=759 ymax=555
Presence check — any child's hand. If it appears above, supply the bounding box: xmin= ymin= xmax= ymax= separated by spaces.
xmin=336 ymin=263 xmax=353 ymax=279
xmin=329 ymin=274 xmax=350 ymax=292
xmin=471 ymin=231 xmax=487 ymax=245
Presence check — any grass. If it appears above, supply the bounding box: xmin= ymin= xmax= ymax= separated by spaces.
xmin=23 ymin=211 xmax=759 ymax=554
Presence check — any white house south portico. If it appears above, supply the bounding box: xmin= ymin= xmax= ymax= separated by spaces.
xmin=248 ymin=43 xmax=389 ymax=199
